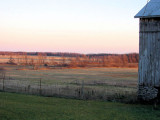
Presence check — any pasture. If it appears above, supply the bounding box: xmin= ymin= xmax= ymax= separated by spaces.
xmin=0 ymin=92 xmax=160 ymax=120
xmin=0 ymin=64 xmax=138 ymax=102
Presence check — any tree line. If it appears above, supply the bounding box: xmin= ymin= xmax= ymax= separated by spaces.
xmin=0 ymin=52 xmax=139 ymax=69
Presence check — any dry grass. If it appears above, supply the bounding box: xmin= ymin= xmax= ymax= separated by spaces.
xmin=0 ymin=64 xmax=138 ymax=102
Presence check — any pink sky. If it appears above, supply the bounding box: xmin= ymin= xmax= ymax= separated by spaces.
xmin=0 ymin=0 xmax=145 ymax=54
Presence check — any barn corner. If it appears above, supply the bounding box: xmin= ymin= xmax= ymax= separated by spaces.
xmin=135 ymin=0 xmax=160 ymax=102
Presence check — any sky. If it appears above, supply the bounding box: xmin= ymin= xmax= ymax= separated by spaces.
xmin=0 ymin=0 xmax=148 ymax=54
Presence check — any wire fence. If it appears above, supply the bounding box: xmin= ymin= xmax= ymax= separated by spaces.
xmin=0 ymin=77 xmax=138 ymax=103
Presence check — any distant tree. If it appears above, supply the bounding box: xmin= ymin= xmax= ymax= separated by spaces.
xmin=21 ymin=52 xmax=28 ymax=66
xmin=37 ymin=53 xmax=47 ymax=65
xmin=61 ymin=55 xmax=66 ymax=66
xmin=16 ymin=53 xmax=21 ymax=65
xmin=29 ymin=58 xmax=38 ymax=70
xmin=121 ymin=55 xmax=129 ymax=66
xmin=24 ymin=54 xmax=28 ymax=65
xmin=75 ymin=56 xmax=81 ymax=67
xmin=8 ymin=56 xmax=15 ymax=64
xmin=49 ymin=57 xmax=57 ymax=65
xmin=81 ymin=55 xmax=89 ymax=67
xmin=107 ymin=56 xmax=115 ymax=67
xmin=69 ymin=57 xmax=77 ymax=67
xmin=102 ymin=56 xmax=107 ymax=67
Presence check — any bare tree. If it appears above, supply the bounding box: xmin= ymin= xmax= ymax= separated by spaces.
xmin=37 ymin=53 xmax=47 ymax=66
xmin=69 ymin=57 xmax=77 ymax=67
xmin=24 ymin=53 xmax=28 ymax=65
xmin=81 ymin=55 xmax=89 ymax=67
xmin=17 ymin=53 xmax=21 ymax=65
xmin=8 ymin=55 xmax=15 ymax=64
xmin=29 ymin=58 xmax=38 ymax=70
xmin=121 ymin=55 xmax=129 ymax=67
xmin=50 ymin=57 xmax=57 ymax=66
xmin=102 ymin=56 xmax=107 ymax=67
xmin=61 ymin=55 xmax=66 ymax=67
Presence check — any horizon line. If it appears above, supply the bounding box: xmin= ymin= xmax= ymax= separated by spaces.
xmin=0 ymin=50 xmax=139 ymax=55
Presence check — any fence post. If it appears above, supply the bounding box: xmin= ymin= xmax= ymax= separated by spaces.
xmin=2 ymin=73 xmax=5 ymax=91
xmin=39 ymin=78 xmax=42 ymax=95
xmin=81 ymin=80 xmax=84 ymax=99
xmin=2 ymin=77 xmax=4 ymax=91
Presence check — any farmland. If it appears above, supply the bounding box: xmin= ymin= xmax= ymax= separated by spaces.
xmin=0 ymin=92 xmax=160 ymax=120
xmin=0 ymin=64 xmax=138 ymax=102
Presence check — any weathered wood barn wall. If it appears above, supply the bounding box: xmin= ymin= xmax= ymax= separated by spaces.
xmin=135 ymin=0 xmax=160 ymax=101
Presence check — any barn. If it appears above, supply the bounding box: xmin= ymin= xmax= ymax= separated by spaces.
xmin=135 ymin=0 xmax=160 ymax=101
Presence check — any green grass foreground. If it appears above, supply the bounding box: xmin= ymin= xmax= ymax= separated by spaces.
xmin=0 ymin=92 xmax=160 ymax=120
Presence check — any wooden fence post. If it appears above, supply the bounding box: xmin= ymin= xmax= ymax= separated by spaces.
xmin=81 ymin=80 xmax=84 ymax=99
xmin=39 ymin=78 xmax=42 ymax=95
xmin=2 ymin=77 xmax=4 ymax=91
xmin=2 ymin=73 xmax=5 ymax=91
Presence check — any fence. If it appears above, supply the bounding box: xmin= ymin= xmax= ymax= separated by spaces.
xmin=0 ymin=77 xmax=138 ymax=103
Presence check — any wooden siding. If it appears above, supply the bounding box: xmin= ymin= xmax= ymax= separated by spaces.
xmin=139 ymin=18 xmax=160 ymax=87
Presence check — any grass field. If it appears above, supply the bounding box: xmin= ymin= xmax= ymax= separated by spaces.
xmin=2 ymin=64 xmax=138 ymax=86
xmin=0 ymin=64 xmax=138 ymax=102
xmin=0 ymin=92 xmax=160 ymax=120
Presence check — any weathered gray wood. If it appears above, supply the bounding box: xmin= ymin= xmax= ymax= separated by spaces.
xmin=138 ymin=18 xmax=160 ymax=100
xmin=155 ymin=32 xmax=160 ymax=87
xmin=136 ymin=0 xmax=160 ymax=101
xmin=139 ymin=18 xmax=160 ymax=88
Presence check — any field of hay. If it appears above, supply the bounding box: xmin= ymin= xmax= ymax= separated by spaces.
xmin=0 ymin=64 xmax=138 ymax=102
